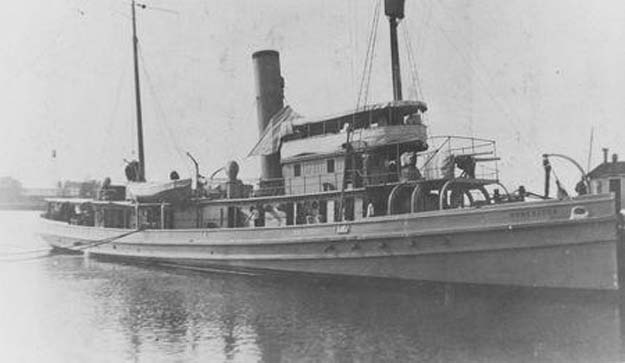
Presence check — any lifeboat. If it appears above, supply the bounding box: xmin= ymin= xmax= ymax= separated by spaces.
xmin=126 ymin=179 xmax=193 ymax=203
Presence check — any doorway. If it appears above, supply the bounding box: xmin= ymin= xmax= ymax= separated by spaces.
xmin=609 ymin=178 xmax=621 ymax=212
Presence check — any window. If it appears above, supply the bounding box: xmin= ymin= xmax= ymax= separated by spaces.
xmin=294 ymin=164 xmax=301 ymax=177
xmin=310 ymin=122 xmax=324 ymax=136
xmin=327 ymin=159 xmax=335 ymax=173
xmin=326 ymin=120 xmax=339 ymax=133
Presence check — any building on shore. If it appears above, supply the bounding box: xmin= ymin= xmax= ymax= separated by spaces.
xmin=588 ymin=148 xmax=625 ymax=211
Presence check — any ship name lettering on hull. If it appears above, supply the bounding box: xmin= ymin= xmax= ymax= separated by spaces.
xmin=509 ymin=208 xmax=559 ymax=220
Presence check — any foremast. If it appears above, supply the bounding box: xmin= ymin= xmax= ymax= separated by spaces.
xmin=131 ymin=0 xmax=146 ymax=182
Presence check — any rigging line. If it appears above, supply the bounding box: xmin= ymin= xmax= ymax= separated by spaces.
xmin=416 ymin=0 xmax=435 ymax=56
xmin=355 ymin=0 xmax=381 ymax=110
xmin=137 ymin=45 xmax=189 ymax=170
xmin=403 ymin=17 xmax=433 ymax=124
xmin=405 ymin=23 xmax=425 ymax=99
xmin=430 ymin=4 xmax=515 ymax=90
xmin=421 ymin=137 xmax=451 ymax=169
xmin=0 ymin=247 xmax=53 ymax=256
xmin=435 ymin=0 xmax=499 ymax=46
xmin=0 ymin=253 xmax=54 ymax=263
xmin=432 ymin=0 xmax=534 ymax=140
xmin=110 ymin=60 xmax=128 ymax=127
xmin=355 ymin=0 xmax=376 ymax=108
xmin=358 ymin=0 xmax=381 ymax=108
xmin=138 ymin=52 xmax=185 ymax=157
xmin=73 ymin=228 xmax=144 ymax=250
xmin=401 ymin=23 xmax=424 ymax=100
xmin=106 ymin=53 xmax=130 ymax=160
xmin=435 ymin=24 xmax=508 ymax=101
xmin=143 ymin=5 xmax=179 ymax=15
xmin=400 ymin=33 xmax=417 ymax=99
xmin=434 ymin=23 xmax=540 ymax=152
xmin=341 ymin=0 xmax=380 ymax=221
xmin=352 ymin=0 xmax=381 ymax=154
xmin=1 ymin=229 xmax=144 ymax=262
xmin=347 ymin=0 xmax=356 ymax=92
xmin=119 ymin=0 xmax=179 ymax=15
xmin=361 ymin=2 xmax=381 ymax=108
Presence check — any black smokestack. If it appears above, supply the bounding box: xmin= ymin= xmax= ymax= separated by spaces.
xmin=252 ymin=50 xmax=284 ymax=180
xmin=603 ymin=148 xmax=609 ymax=164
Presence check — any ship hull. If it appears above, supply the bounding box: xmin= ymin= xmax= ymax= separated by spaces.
xmin=40 ymin=194 xmax=621 ymax=290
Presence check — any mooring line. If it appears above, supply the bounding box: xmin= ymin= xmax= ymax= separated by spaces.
xmin=72 ymin=228 xmax=145 ymax=251
xmin=0 ymin=252 xmax=53 ymax=263
xmin=0 ymin=228 xmax=145 ymax=263
xmin=0 ymin=247 xmax=53 ymax=256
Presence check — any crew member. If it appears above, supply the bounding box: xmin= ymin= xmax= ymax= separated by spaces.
xmin=366 ymin=201 xmax=375 ymax=217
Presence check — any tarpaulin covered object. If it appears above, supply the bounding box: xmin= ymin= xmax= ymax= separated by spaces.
xmin=281 ymin=124 xmax=427 ymax=162
xmin=248 ymin=100 xmax=427 ymax=156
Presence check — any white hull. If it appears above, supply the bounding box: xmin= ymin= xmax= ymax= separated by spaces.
xmin=40 ymin=194 xmax=621 ymax=290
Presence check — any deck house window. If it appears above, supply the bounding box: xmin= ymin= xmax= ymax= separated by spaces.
xmin=327 ymin=159 xmax=335 ymax=173
xmin=310 ymin=122 xmax=324 ymax=136
xmin=294 ymin=164 xmax=301 ymax=177
xmin=326 ymin=120 xmax=339 ymax=133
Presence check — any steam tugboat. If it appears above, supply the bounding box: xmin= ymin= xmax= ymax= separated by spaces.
xmin=40 ymin=0 xmax=621 ymax=290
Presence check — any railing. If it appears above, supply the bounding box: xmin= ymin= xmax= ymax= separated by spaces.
xmin=206 ymin=171 xmax=399 ymax=198
xmin=203 ymin=136 xmax=499 ymax=199
xmin=418 ymin=136 xmax=499 ymax=180
xmin=207 ymin=173 xmax=346 ymax=197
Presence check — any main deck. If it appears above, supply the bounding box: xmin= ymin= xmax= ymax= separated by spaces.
xmin=41 ymin=194 xmax=621 ymax=290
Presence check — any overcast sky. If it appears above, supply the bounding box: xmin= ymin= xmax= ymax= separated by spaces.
xmin=1 ymin=0 xmax=625 ymax=193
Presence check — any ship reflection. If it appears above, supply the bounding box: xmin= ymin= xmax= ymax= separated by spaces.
xmin=52 ymin=257 xmax=625 ymax=362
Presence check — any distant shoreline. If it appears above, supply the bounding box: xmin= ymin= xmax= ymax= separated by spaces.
xmin=0 ymin=202 xmax=46 ymax=211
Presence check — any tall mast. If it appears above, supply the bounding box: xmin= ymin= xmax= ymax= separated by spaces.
xmin=131 ymin=0 xmax=146 ymax=181
xmin=385 ymin=0 xmax=405 ymax=101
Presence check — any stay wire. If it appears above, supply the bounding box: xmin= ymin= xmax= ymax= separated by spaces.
xmin=361 ymin=4 xmax=381 ymax=108
xmin=355 ymin=0 xmax=381 ymax=111
xmin=137 ymin=44 xmax=191 ymax=174
xmin=401 ymin=21 xmax=425 ymax=101
xmin=431 ymin=0 xmax=536 ymax=151
xmin=434 ymin=21 xmax=539 ymax=153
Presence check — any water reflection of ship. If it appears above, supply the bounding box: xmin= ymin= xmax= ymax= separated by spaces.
xmin=62 ymin=257 xmax=625 ymax=362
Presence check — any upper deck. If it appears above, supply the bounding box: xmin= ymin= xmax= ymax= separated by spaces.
xmin=283 ymin=100 xmax=427 ymax=142
xmin=248 ymin=100 xmax=428 ymax=158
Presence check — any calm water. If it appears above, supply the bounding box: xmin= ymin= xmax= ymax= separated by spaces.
xmin=0 ymin=211 xmax=623 ymax=362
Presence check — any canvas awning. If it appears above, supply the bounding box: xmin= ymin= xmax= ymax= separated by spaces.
xmin=289 ymin=100 xmax=427 ymax=127
xmin=248 ymin=106 xmax=301 ymax=156
xmin=247 ymin=100 xmax=427 ymax=157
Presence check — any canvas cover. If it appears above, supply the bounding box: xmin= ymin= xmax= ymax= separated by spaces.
xmin=248 ymin=100 xmax=427 ymax=157
xmin=281 ymin=124 xmax=428 ymax=162
xmin=126 ymin=178 xmax=193 ymax=202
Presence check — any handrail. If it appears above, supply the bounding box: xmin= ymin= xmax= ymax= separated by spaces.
xmin=204 ymin=136 xmax=499 ymax=197
xmin=206 ymin=164 xmax=498 ymax=197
